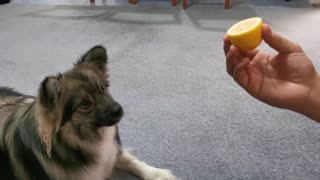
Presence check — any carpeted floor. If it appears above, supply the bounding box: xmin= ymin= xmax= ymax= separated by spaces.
xmin=0 ymin=3 xmax=320 ymax=180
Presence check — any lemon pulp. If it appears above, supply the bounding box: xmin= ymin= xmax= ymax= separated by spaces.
xmin=227 ymin=17 xmax=263 ymax=51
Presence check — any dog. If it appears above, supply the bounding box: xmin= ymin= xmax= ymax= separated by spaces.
xmin=0 ymin=46 xmax=176 ymax=180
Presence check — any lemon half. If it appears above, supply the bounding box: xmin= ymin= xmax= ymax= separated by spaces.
xmin=227 ymin=17 xmax=263 ymax=51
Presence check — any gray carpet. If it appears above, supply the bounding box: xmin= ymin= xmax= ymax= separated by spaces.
xmin=1 ymin=3 xmax=320 ymax=180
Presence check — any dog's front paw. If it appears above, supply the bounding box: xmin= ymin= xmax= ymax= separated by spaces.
xmin=143 ymin=168 xmax=176 ymax=180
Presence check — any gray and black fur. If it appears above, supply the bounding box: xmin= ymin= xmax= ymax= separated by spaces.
xmin=0 ymin=46 xmax=176 ymax=180
xmin=0 ymin=46 xmax=124 ymax=180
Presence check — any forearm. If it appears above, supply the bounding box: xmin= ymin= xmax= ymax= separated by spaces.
xmin=301 ymin=75 xmax=320 ymax=123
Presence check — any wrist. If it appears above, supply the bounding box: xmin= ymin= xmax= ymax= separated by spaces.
xmin=301 ymin=75 xmax=320 ymax=123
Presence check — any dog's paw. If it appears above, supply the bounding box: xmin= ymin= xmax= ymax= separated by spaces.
xmin=143 ymin=168 xmax=176 ymax=180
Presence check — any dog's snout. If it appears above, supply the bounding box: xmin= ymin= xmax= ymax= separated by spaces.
xmin=97 ymin=102 xmax=123 ymax=127
xmin=110 ymin=103 xmax=123 ymax=118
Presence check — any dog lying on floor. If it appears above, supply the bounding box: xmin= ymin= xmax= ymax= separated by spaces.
xmin=0 ymin=46 xmax=176 ymax=180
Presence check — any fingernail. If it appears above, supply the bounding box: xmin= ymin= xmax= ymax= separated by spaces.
xmin=229 ymin=45 xmax=239 ymax=58
xmin=262 ymin=24 xmax=272 ymax=40
xmin=230 ymin=45 xmax=236 ymax=53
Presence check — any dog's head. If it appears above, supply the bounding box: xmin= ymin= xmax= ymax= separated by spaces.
xmin=36 ymin=46 xmax=123 ymax=157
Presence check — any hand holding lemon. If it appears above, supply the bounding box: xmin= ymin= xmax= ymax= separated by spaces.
xmin=224 ymin=21 xmax=320 ymax=123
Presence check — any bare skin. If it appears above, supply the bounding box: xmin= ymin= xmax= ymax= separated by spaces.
xmin=224 ymin=24 xmax=320 ymax=123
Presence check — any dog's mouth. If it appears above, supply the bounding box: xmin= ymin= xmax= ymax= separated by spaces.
xmin=96 ymin=116 xmax=122 ymax=127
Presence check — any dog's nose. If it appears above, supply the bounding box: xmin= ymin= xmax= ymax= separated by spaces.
xmin=110 ymin=103 xmax=123 ymax=118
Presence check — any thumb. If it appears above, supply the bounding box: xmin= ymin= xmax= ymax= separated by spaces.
xmin=262 ymin=24 xmax=303 ymax=54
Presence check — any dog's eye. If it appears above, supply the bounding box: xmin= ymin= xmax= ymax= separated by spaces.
xmin=101 ymin=85 xmax=105 ymax=91
xmin=101 ymin=83 xmax=108 ymax=91
xmin=79 ymin=99 xmax=92 ymax=109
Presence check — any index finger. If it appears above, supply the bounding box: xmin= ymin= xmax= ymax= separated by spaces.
xmin=223 ymin=35 xmax=231 ymax=55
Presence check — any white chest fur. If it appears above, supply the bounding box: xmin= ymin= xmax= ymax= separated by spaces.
xmin=38 ymin=126 xmax=119 ymax=180
xmin=80 ymin=126 xmax=119 ymax=180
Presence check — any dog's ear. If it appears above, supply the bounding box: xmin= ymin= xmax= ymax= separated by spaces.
xmin=38 ymin=75 xmax=62 ymax=109
xmin=37 ymin=75 xmax=63 ymax=158
xmin=76 ymin=45 xmax=107 ymax=72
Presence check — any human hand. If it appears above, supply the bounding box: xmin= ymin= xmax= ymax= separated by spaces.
xmin=224 ymin=24 xmax=319 ymax=113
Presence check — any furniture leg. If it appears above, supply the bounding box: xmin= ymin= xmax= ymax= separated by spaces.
xmin=225 ymin=0 xmax=231 ymax=9
xmin=183 ymin=0 xmax=187 ymax=9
